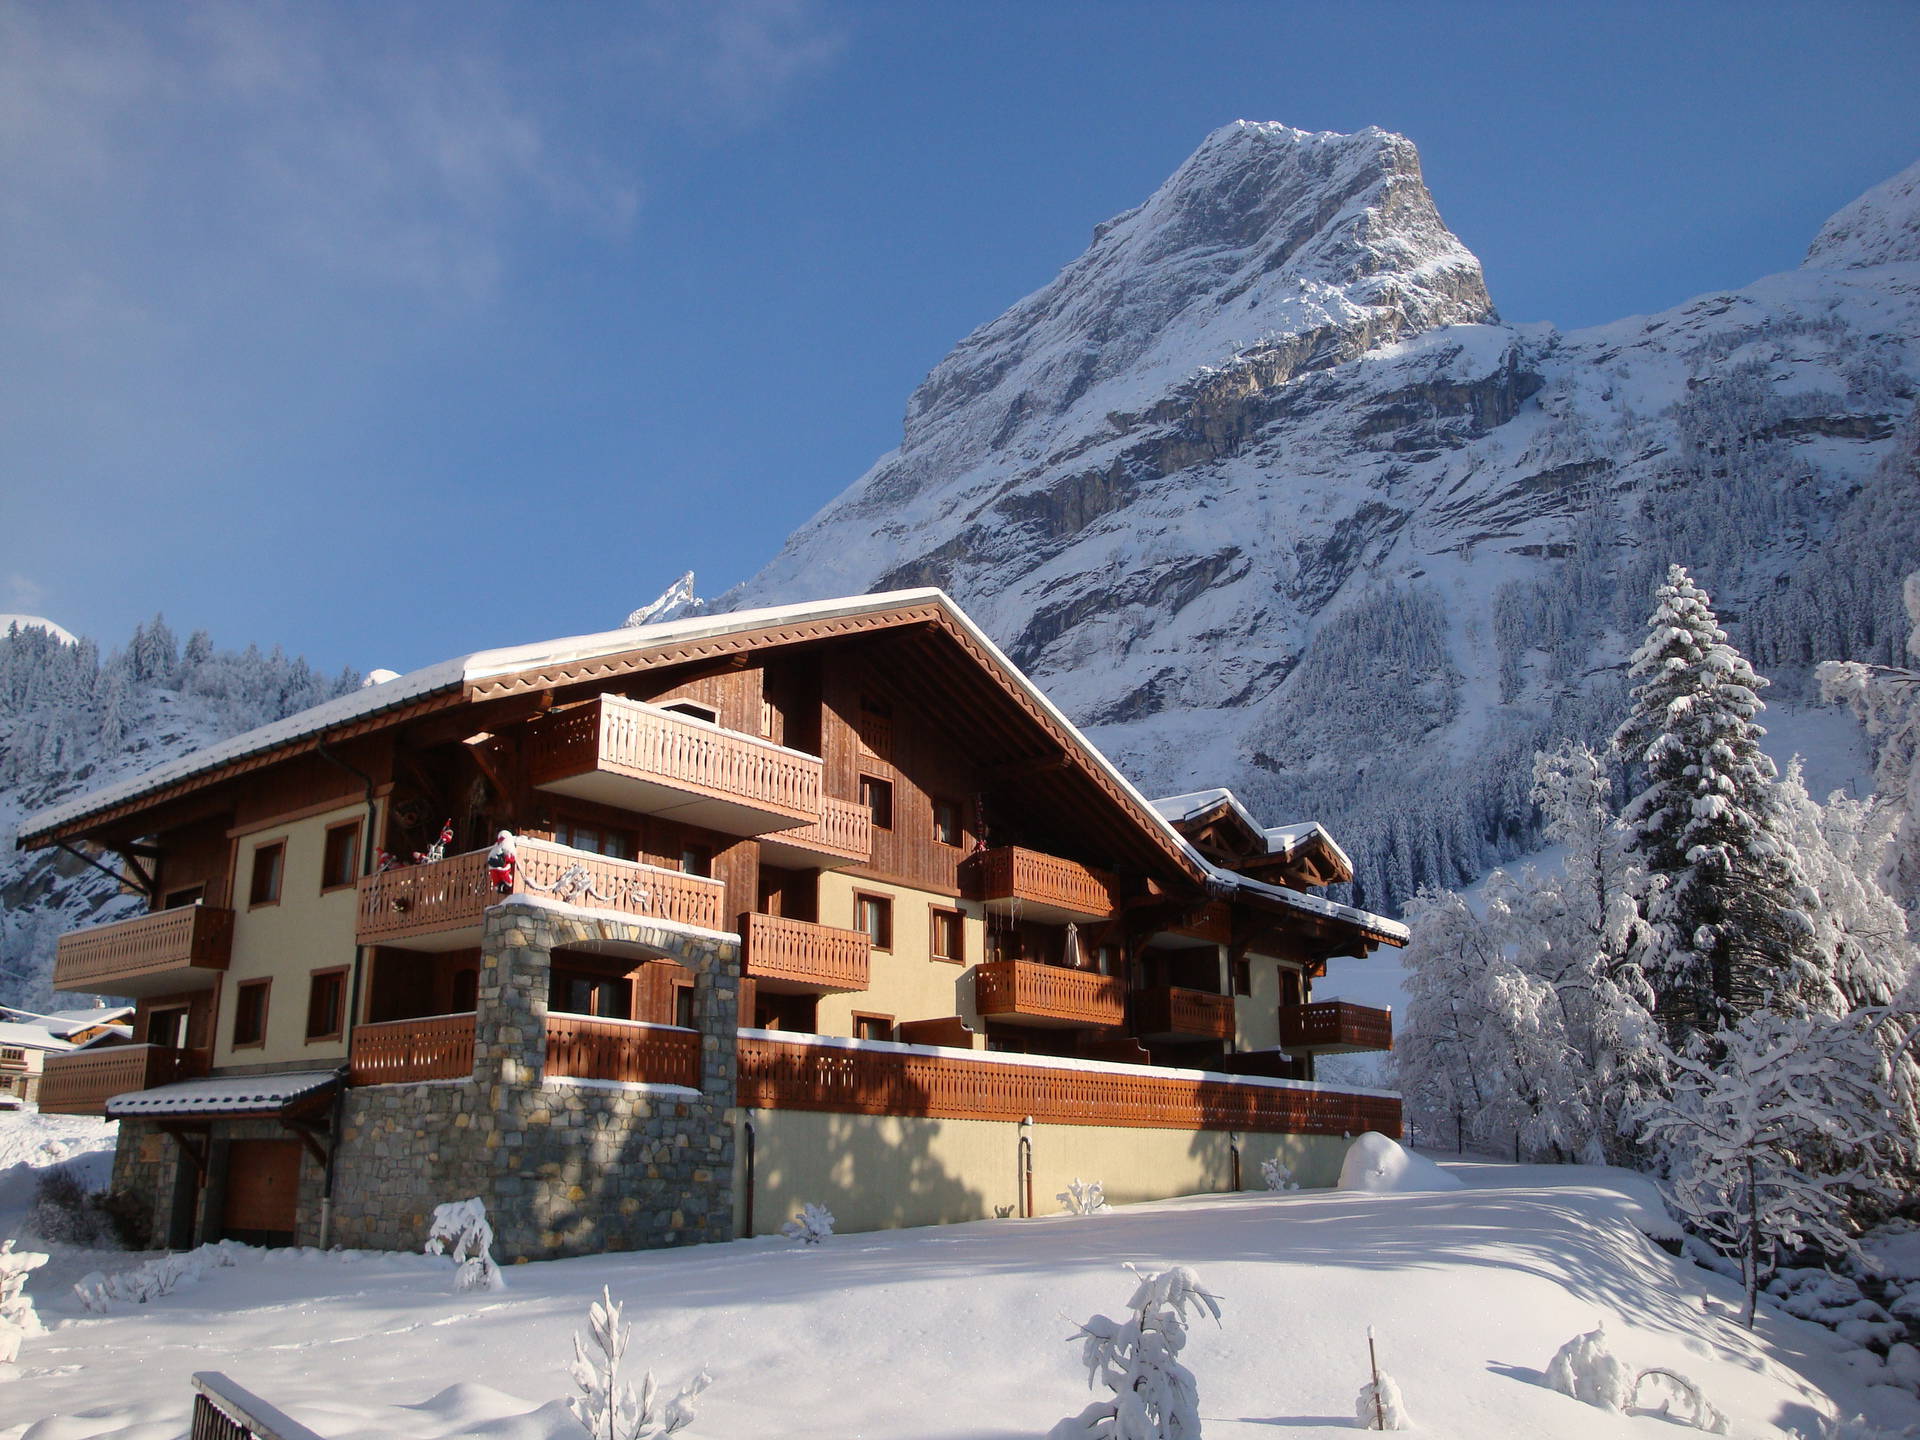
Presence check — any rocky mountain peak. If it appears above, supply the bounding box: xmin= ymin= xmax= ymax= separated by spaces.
xmin=1804 ymin=158 xmax=1920 ymax=269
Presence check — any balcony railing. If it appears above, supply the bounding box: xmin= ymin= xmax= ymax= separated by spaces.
xmin=52 ymin=905 xmax=233 ymax=998
xmin=349 ymin=1012 xmax=477 ymax=1085
xmin=973 ymin=959 xmax=1125 ymax=1028
xmin=961 ymin=846 xmax=1120 ymax=922
xmin=1278 ymin=1000 xmax=1393 ymax=1054
xmin=1135 ymin=986 xmax=1235 ymax=1042
xmin=735 ymin=1032 xmax=1401 ymax=1138
xmin=37 ymin=1044 xmax=201 ymax=1116
xmin=356 ymin=839 xmax=725 ymax=949
xmin=741 ymin=912 xmax=870 ymax=992
xmin=527 ymin=695 xmax=823 ymax=837
xmin=546 ymin=1013 xmax=700 ymax=1089
xmin=758 ymin=795 xmax=873 ymax=869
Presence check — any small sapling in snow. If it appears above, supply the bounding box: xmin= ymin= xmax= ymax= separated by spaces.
xmin=0 ymin=1240 xmax=50 ymax=1365
xmin=1544 ymin=1326 xmax=1729 ymax=1432
xmin=1260 ymin=1158 xmax=1299 ymax=1192
xmin=1057 ymin=1178 xmax=1110 ymax=1215
xmin=1050 ymin=1263 xmax=1221 ymax=1440
xmin=1355 ymin=1326 xmax=1410 ymax=1430
xmin=568 ymin=1285 xmax=711 ymax=1440
xmin=780 ymin=1202 xmax=835 ymax=1244
xmin=425 ymin=1197 xmax=505 ymax=1292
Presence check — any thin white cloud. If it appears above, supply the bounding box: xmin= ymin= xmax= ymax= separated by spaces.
xmin=6 ymin=575 xmax=46 ymax=612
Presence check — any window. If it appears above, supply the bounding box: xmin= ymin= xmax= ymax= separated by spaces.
xmin=932 ymin=797 xmax=963 ymax=847
xmin=147 ymin=1007 xmax=190 ymax=1048
xmin=232 ymin=980 xmax=270 ymax=1047
xmin=680 ymin=843 xmax=713 ymax=878
xmin=306 ymin=969 xmax=347 ymax=1040
xmin=852 ymin=1012 xmax=892 ymax=1042
xmin=673 ymin=983 xmax=697 ymax=1029
xmin=930 ymin=908 xmax=964 ymax=964
xmin=662 ymin=699 xmax=718 ymax=723
xmin=321 ymin=821 xmax=361 ymax=891
xmin=854 ymin=893 xmax=893 ymax=950
xmin=856 ymin=697 xmax=892 ymax=759
xmin=553 ymin=820 xmax=636 ymax=861
xmin=249 ymin=842 xmax=284 ymax=907
xmin=859 ymin=775 xmax=894 ymax=830
xmin=1231 ymin=958 xmax=1252 ymax=997
xmin=551 ymin=970 xmax=631 ymax=1019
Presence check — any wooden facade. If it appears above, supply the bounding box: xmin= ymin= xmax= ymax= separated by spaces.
xmin=25 ymin=591 xmax=1404 ymax=1245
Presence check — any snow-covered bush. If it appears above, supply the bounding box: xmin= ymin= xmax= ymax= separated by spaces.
xmin=1354 ymin=1372 xmax=1409 ymax=1431
xmin=0 ymin=1240 xmax=50 ymax=1365
xmin=73 ymin=1240 xmax=245 ymax=1311
xmin=23 ymin=1168 xmax=149 ymax=1249
xmin=1260 ymin=1159 xmax=1298 ymax=1192
xmin=1630 ymin=1369 xmax=1730 ymax=1434
xmin=1545 ymin=1326 xmax=1635 ymax=1410
xmin=568 ymin=1284 xmax=710 ymax=1440
xmin=1768 ymin=1267 xmax=1899 ymax=1345
xmin=780 ymin=1203 xmax=835 ymax=1245
xmin=425 ymin=1197 xmax=505 ymax=1292
xmin=1049 ymin=1264 xmax=1221 ymax=1440
xmin=1058 ymin=1179 xmax=1110 ymax=1216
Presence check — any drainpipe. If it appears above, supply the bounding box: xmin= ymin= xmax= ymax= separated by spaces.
xmin=1229 ymin=1131 xmax=1242 ymax=1192
xmin=314 ymin=737 xmax=379 ymax=1249
xmin=740 ymin=1113 xmax=756 ymax=1239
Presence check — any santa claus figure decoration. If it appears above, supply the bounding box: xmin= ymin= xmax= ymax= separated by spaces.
xmin=485 ymin=831 xmax=517 ymax=894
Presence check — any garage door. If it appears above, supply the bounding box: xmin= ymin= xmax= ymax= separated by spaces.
xmin=222 ymin=1139 xmax=302 ymax=1246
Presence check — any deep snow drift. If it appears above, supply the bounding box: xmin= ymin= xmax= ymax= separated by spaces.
xmin=0 ymin=1114 xmax=1906 ymax=1439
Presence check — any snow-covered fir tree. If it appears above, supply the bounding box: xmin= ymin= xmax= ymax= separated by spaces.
xmin=1611 ymin=565 xmax=1831 ymax=1034
xmin=1820 ymin=567 xmax=1920 ymax=906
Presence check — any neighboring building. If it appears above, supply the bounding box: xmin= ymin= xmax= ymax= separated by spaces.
xmin=18 ymin=590 xmax=1404 ymax=1258
xmin=0 ymin=1007 xmax=132 ymax=1106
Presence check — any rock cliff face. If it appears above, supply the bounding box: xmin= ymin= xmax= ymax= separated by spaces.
xmin=733 ymin=125 xmax=1920 ymax=909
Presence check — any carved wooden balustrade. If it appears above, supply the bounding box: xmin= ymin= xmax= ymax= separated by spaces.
xmin=760 ymin=795 xmax=872 ymax=867
xmin=356 ymin=839 xmax=724 ymax=948
xmin=961 ymin=846 xmax=1120 ymax=921
xmin=527 ymin=695 xmax=822 ymax=835
xmin=1135 ymin=985 xmax=1235 ymax=1041
xmin=973 ymin=959 xmax=1126 ymax=1027
xmin=1278 ymin=1000 xmax=1394 ymax=1053
xmin=348 ymin=1012 xmax=477 ymax=1085
xmin=546 ymin=1013 xmax=700 ymax=1089
xmin=38 ymin=1044 xmax=203 ymax=1116
xmin=53 ymin=904 xmax=233 ymax=996
xmin=733 ymin=1033 xmax=1400 ymax=1137
xmin=741 ymin=912 xmax=870 ymax=992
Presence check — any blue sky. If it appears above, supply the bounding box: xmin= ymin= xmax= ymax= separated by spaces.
xmin=5 ymin=0 xmax=1917 ymax=678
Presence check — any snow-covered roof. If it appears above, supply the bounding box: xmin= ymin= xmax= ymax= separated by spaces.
xmin=21 ymin=590 xmax=956 ymax=841
xmin=6 ymin=1006 xmax=137 ymax=1036
xmin=22 ymin=586 xmax=1407 ymax=947
xmin=1203 ymin=861 xmax=1406 ymax=944
xmin=106 ymin=1070 xmax=341 ymax=1117
xmin=0 ymin=1022 xmax=76 ymax=1053
xmin=1149 ymin=790 xmax=1358 ymax=875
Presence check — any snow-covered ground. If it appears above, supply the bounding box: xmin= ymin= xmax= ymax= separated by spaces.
xmin=0 ymin=1108 xmax=1906 ymax=1439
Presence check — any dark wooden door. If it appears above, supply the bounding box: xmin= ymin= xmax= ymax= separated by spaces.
xmin=222 ymin=1139 xmax=301 ymax=1245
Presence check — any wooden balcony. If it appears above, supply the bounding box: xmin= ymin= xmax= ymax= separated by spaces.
xmin=356 ymin=838 xmax=725 ymax=951
xmin=1279 ymin=1000 xmax=1393 ymax=1054
xmin=52 ymin=904 xmax=233 ymax=998
xmin=528 ymin=694 xmax=823 ymax=837
xmin=961 ymin=846 xmax=1120 ymax=923
xmin=546 ymin=1014 xmax=699 ymax=1089
xmin=37 ymin=1044 xmax=202 ymax=1116
xmin=758 ymin=795 xmax=873 ymax=869
xmin=1135 ymin=986 xmax=1234 ymax=1042
xmin=349 ymin=1012 xmax=476 ymax=1085
xmin=741 ymin=912 xmax=870 ymax=993
xmin=973 ymin=959 xmax=1125 ymax=1029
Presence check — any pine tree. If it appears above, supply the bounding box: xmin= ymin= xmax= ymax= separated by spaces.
xmin=1611 ymin=565 xmax=1829 ymax=1035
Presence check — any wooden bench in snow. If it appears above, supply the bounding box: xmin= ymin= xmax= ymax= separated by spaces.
xmin=191 ymin=1372 xmax=329 ymax=1440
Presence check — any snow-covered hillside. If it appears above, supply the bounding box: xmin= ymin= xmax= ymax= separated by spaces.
xmin=2 ymin=1135 xmax=1910 ymax=1438
xmin=724 ymin=125 xmax=1920 ymax=910
xmin=0 ymin=620 xmax=358 ymax=1008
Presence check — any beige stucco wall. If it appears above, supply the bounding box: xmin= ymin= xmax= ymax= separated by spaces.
xmin=814 ymin=872 xmax=985 ymax=1041
xmin=215 ymin=801 xmax=371 ymax=1069
xmin=733 ymin=1106 xmax=1352 ymax=1236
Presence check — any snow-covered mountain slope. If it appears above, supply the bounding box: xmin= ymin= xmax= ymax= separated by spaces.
xmin=724 ymin=127 xmax=1920 ymax=910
